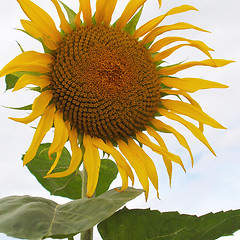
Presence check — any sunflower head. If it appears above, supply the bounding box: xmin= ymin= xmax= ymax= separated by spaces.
xmin=0 ymin=0 xmax=232 ymax=199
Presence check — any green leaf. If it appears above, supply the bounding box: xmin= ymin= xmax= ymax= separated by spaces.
xmin=5 ymin=71 xmax=43 ymax=91
xmin=3 ymin=104 xmax=32 ymax=111
xmin=124 ymin=6 xmax=143 ymax=35
xmin=0 ymin=189 xmax=143 ymax=239
xmin=96 ymin=158 xmax=118 ymax=196
xmin=5 ymin=74 xmax=19 ymax=90
xmin=98 ymin=207 xmax=240 ymax=240
xmin=59 ymin=1 xmax=77 ymax=27
xmin=24 ymin=143 xmax=119 ymax=199
xmin=24 ymin=143 xmax=82 ymax=200
xmin=16 ymin=41 xmax=24 ymax=53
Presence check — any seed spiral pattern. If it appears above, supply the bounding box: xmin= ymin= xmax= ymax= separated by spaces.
xmin=49 ymin=25 xmax=161 ymax=140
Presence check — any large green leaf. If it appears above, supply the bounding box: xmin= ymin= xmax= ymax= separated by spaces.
xmin=24 ymin=143 xmax=118 ymax=199
xmin=0 ymin=189 xmax=143 ymax=239
xmin=98 ymin=207 xmax=240 ymax=240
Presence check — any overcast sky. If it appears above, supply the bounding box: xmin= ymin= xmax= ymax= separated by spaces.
xmin=0 ymin=0 xmax=239 ymax=239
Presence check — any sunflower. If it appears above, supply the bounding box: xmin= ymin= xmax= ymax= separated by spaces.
xmin=0 ymin=0 xmax=232 ymax=199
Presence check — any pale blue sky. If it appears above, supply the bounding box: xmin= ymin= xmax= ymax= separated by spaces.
xmin=0 ymin=0 xmax=239 ymax=239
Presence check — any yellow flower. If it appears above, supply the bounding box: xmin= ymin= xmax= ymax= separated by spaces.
xmin=0 ymin=0 xmax=232 ymax=199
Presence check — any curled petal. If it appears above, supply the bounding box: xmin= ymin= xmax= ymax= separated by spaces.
xmin=160 ymin=77 xmax=228 ymax=93
xmin=158 ymin=108 xmax=216 ymax=155
xmin=161 ymin=99 xmax=225 ymax=129
xmin=9 ymin=90 xmax=53 ymax=124
xmin=143 ymin=22 xmax=209 ymax=44
xmin=116 ymin=0 xmax=147 ymax=30
xmin=17 ymin=0 xmax=61 ymax=42
xmin=118 ymin=139 xmax=149 ymax=200
xmin=51 ymin=0 xmax=72 ymax=34
xmin=23 ymin=104 xmax=55 ymax=165
xmin=13 ymin=75 xmax=50 ymax=92
xmin=0 ymin=51 xmax=53 ymax=77
xmin=159 ymin=59 xmax=234 ymax=76
xmin=134 ymin=5 xmax=198 ymax=39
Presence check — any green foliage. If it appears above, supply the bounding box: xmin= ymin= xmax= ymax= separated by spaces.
xmin=3 ymin=104 xmax=32 ymax=111
xmin=0 ymin=189 xmax=143 ymax=239
xmin=98 ymin=207 xmax=240 ymax=240
xmin=59 ymin=1 xmax=77 ymax=28
xmin=24 ymin=143 xmax=119 ymax=199
xmin=124 ymin=6 xmax=143 ymax=35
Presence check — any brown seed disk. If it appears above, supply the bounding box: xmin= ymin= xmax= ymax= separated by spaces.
xmin=48 ymin=25 xmax=161 ymax=141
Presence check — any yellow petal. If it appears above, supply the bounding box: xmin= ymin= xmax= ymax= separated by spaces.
xmin=21 ymin=19 xmax=42 ymax=39
xmin=159 ymin=59 xmax=234 ymax=76
xmin=143 ymin=22 xmax=209 ymax=44
xmin=17 ymin=0 xmax=61 ymax=43
xmin=160 ymin=77 xmax=228 ymax=93
xmin=161 ymin=89 xmax=204 ymax=131
xmin=0 ymin=51 xmax=53 ymax=77
xmin=158 ymin=108 xmax=216 ymax=155
xmin=145 ymin=126 xmax=173 ymax=185
xmin=23 ymin=104 xmax=55 ymax=165
xmin=96 ymin=0 xmax=109 ymax=25
xmin=74 ymin=5 xmax=82 ymax=28
xmin=150 ymin=37 xmax=213 ymax=59
xmin=128 ymin=138 xmax=159 ymax=198
xmin=51 ymin=0 xmax=72 ymax=34
xmin=46 ymin=126 xmax=82 ymax=178
xmin=136 ymin=131 xmax=185 ymax=171
xmin=161 ymin=99 xmax=225 ymax=129
xmin=92 ymin=137 xmax=134 ymax=187
xmin=48 ymin=110 xmax=68 ymax=157
xmin=118 ymin=139 xmax=149 ymax=200
xmin=79 ymin=0 xmax=92 ymax=26
xmin=83 ymin=134 xmax=101 ymax=197
xmin=116 ymin=0 xmax=147 ymax=30
xmin=103 ymin=0 xmax=118 ymax=25
xmin=158 ymin=0 xmax=162 ymax=8
xmin=134 ymin=5 xmax=198 ymax=39
xmin=151 ymin=118 xmax=194 ymax=167
xmin=13 ymin=75 xmax=50 ymax=92
xmin=47 ymin=151 xmax=62 ymax=175
xmin=42 ymin=34 xmax=59 ymax=50
xmin=9 ymin=90 xmax=53 ymax=124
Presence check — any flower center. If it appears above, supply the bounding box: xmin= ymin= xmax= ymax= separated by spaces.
xmin=49 ymin=25 xmax=161 ymax=140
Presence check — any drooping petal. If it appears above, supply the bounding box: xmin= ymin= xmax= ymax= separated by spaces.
xmin=95 ymin=0 xmax=109 ymax=25
xmin=150 ymin=37 xmax=213 ymax=60
xmin=116 ymin=0 xmax=147 ymax=30
xmin=13 ymin=75 xmax=50 ymax=92
xmin=127 ymin=138 xmax=159 ymax=198
xmin=0 ymin=51 xmax=53 ymax=77
xmin=47 ymin=151 xmax=62 ymax=175
xmin=83 ymin=134 xmax=101 ymax=197
xmin=21 ymin=19 xmax=42 ymax=39
xmin=161 ymin=99 xmax=225 ymax=129
xmin=46 ymin=125 xmax=82 ymax=178
xmin=48 ymin=110 xmax=68 ymax=157
xmin=103 ymin=0 xmax=118 ymax=25
xmin=145 ymin=126 xmax=173 ymax=185
xmin=160 ymin=77 xmax=228 ymax=93
xmin=23 ymin=104 xmax=55 ymax=165
xmin=133 ymin=5 xmax=198 ymax=39
xmin=9 ymin=90 xmax=53 ymax=124
xmin=151 ymin=119 xmax=194 ymax=167
xmin=118 ymin=139 xmax=149 ymax=200
xmin=136 ymin=131 xmax=186 ymax=171
xmin=159 ymin=59 xmax=234 ymax=75
xmin=143 ymin=22 xmax=209 ymax=44
xmin=92 ymin=137 xmax=134 ymax=189
xmin=158 ymin=108 xmax=216 ymax=155
xmin=16 ymin=0 xmax=62 ymax=43
xmin=79 ymin=0 xmax=92 ymax=26
xmin=51 ymin=0 xmax=72 ymax=34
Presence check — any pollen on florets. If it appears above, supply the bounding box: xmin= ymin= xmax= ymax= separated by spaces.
xmin=48 ymin=25 xmax=161 ymax=140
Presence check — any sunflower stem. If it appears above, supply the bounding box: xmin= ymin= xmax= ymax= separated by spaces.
xmin=81 ymin=164 xmax=93 ymax=240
